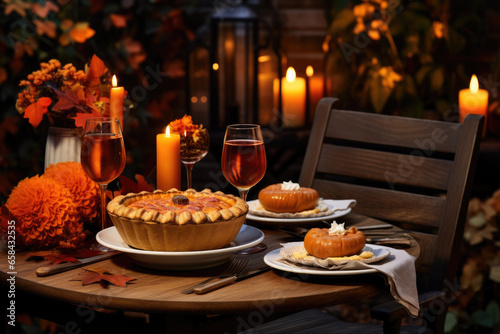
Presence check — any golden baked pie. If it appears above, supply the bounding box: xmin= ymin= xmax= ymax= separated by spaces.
xmin=107 ymin=189 xmax=248 ymax=251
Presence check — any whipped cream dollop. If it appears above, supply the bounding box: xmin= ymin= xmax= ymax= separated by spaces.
xmin=328 ymin=221 xmax=346 ymax=236
xmin=281 ymin=181 xmax=300 ymax=191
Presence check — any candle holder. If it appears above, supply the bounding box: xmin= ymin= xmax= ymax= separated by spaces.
xmin=186 ymin=2 xmax=282 ymax=129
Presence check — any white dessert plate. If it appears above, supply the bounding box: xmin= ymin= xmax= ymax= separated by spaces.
xmin=246 ymin=199 xmax=352 ymax=226
xmin=264 ymin=242 xmax=392 ymax=275
xmin=96 ymin=225 xmax=264 ymax=271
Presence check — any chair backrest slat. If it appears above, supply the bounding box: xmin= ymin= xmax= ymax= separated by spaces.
xmin=300 ymin=97 xmax=483 ymax=291
xmin=317 ymin=144 xmax=453 ymax=190
xmin=326 ymin=109 xmax=461 ymax=153
xmin=312 ymin=179 xmax=444 ymax=228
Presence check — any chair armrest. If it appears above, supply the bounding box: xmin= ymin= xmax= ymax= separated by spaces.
xmin=371 ymin=290 xmax=445 ymax=322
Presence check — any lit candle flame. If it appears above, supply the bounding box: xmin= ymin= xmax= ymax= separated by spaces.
xmin=166 ymin=125 xmax=171 ymax=136
xmin=112 ymin=75 xmax=118 ymax=87
xmin=470 ymin=74 xmax=479 ymax=94
xmin=306 ymin=66 xmax=314 ymax=78
xmin=286 ymin=67 xmax=296 ymax=83
xmin=212 ymin=63 xmax=219 ymax=71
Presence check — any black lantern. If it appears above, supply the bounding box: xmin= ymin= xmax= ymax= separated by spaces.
xmin=186 ymin=2 xmax=282 ymax=129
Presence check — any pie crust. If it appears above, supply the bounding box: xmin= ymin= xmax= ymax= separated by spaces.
xmin=107 ymin=189 xmax=249 ymax=251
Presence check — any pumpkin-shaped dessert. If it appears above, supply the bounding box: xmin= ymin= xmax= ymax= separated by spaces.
xmin=304 ymin=223 xmax=366 ymax=259
xmin=258 ymin=182 xmax=319 ymax=213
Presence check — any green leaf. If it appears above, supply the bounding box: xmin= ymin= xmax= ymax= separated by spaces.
xmin=328 ymin=8 xmax=355 ymax=36
xmin=430 ymin=66 xmax=445 ymax=94
xmin=472 ymin=309 xmax=494 ymax=328
xmin=445 ymin=27 xmax=466 ymax=55
xmin=369 ymin=75 xmax=392 ymax=113
xmin=400 ymin=95 xmax=423 ymax=118
xmin=486 ymin=301 xmax=500 ymax=327
xmin=415 ymin=65 xmax=433 ymax=86
xmin=444 ymin=311 xmax=459 ymax=333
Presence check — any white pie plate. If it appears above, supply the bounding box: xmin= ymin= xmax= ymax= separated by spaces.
xmin=246 ymin=199 xmax=352 ymax=226
xmin=264 ymin=242 xmax=392 ymax=275
xmin=96 ymin=225 xmax=264 ymax=271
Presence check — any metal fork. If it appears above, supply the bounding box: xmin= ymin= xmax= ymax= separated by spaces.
xmin=181 ymin=258 xmax=249 ymax=294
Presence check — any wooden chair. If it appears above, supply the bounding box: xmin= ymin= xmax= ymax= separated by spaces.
xmin=244 ymin=97 xmax=484 ymax=333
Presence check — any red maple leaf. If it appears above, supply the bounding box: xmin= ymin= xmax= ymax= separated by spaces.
xmin=79 ymin=268 xmax=135 ymax=287
xmin=45 ymin=254 xmax=79 ymax=265
xmin=86 ymin=54 xmax=107 ymax=87
xmin=26 ymin=249 xmax=103 ymax=264
xmin=71 ymin=107 xmax=101 ymax=128
xmin=26 ymin=251 xmax=78 ymax=264
xmin=23 ymin=97 xmax=52 ymax=128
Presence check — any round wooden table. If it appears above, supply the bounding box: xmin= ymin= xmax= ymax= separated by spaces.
xmin=1 ymin=213 xmax=419 ymax=333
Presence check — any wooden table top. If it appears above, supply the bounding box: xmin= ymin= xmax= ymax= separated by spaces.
xmin=0 ymin=213 xmax=419 ymax=316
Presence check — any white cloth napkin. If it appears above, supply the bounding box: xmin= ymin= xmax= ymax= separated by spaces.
xmin=341 ymin=248 xmax=420 ymax=317
xmin=279 ymin=242 xmax=419 ymax=317
xmin=329 ymin=199 xmax=357 ymax=213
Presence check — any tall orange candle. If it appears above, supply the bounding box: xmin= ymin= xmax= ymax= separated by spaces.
xmin=274 ymin=67 xmax=306 ymax=127
xmin=157 ymin=126 xmax=181 ymax=191
xmin=110 ymin=75 xmax=124 ymax=129
xmin=459 ymin=74 xmax=488 ymax=136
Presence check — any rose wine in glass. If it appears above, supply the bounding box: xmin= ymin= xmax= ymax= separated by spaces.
xmin=222 ymin=124 xmax=266 ymax=254
xmin=81 ymin=118 xmax=126 ymax=230
xmin=222 ymin=124 xmax=266 ymax=201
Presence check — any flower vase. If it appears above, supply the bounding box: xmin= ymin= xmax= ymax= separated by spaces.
xmin=44 ymin=126 xmax=82 ymax=170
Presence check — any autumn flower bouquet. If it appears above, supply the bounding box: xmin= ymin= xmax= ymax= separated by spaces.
xmin=0 ymin=162 xmax=100 ymax=249
xmin=16 ymin=55 xmax=114 ymax=129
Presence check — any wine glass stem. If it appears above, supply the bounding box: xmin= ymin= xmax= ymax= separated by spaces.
xmin=238 ymin=189 xmax=249 ymax=202
xmin=184 ymin=163 xmax=195 ymax=189
xmin=99 ymin=183 xmax=108 ymax=230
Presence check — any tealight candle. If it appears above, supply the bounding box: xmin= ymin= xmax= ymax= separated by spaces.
xmin=157 ymin=126 xmax=181 ymax=191
xmin=110 ymin=75 xmax=124 ymax=129
xmin=459 ymin=74 xmax=488 ymax=136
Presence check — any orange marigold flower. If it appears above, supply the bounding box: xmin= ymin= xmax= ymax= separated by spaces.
xmin=168 ymin=115 xmax=205 ymax=137
xmin=44 ymin=162 xmax=100 ymax=221
xmin=6 ymin=176 xmax=85 ymax=249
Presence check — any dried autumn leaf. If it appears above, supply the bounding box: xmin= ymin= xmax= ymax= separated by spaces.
xmin=110 ymin=13 xmax=127 ymax=28
xmin=70 ymin=249 xmax=103 ymax=258
xmin=86 ymin=54 xmax=107 ymax=87
xmin=31 ymin=2 xmax=59 ymax=19
xmin=71 ymin=107 xmax=101 ymax=128
xmin=45 ymin=254 xmax=79 ymax=265
xmin=79 ymin=268 xmax=135 ymax=287
xmin=4 ymin=2 xmax=30 ymax=16
xmin=23 ymin=97 xmax=52 ymax=127
xmin=33 ymin=19 xmax=57 ymax=39
xmin=69 ymin=22 xmax=95 ymax=44
xmin=50 ymin=86 xmax=81 ymax=111
xmin=26 ymin=249 xmax=103 ymax=263
xmin=26 ymin=250 xmax=56 ymax=262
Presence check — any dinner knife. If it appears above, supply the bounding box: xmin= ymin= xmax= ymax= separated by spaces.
xmin=35 ymin=251 xmax=120 ymax=277
xmin=365 ymin=237 xmax=412 ymax=246
xmin=193 ymin=266 xmax=271 ymax=294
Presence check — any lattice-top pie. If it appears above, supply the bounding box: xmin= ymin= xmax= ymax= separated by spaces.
xmin=106 ymin=189 xmax=249 ymax=252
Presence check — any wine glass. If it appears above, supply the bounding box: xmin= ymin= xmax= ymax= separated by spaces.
xmin=180 ymin=127 xmax=209 ymax=189
xmin=222 ymin=124 xmax=266 ymax=201
xmin=81 ymin=117 xmax=126 ymax=231
xmin=222 ymin=124 xmax=267 ymax=253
